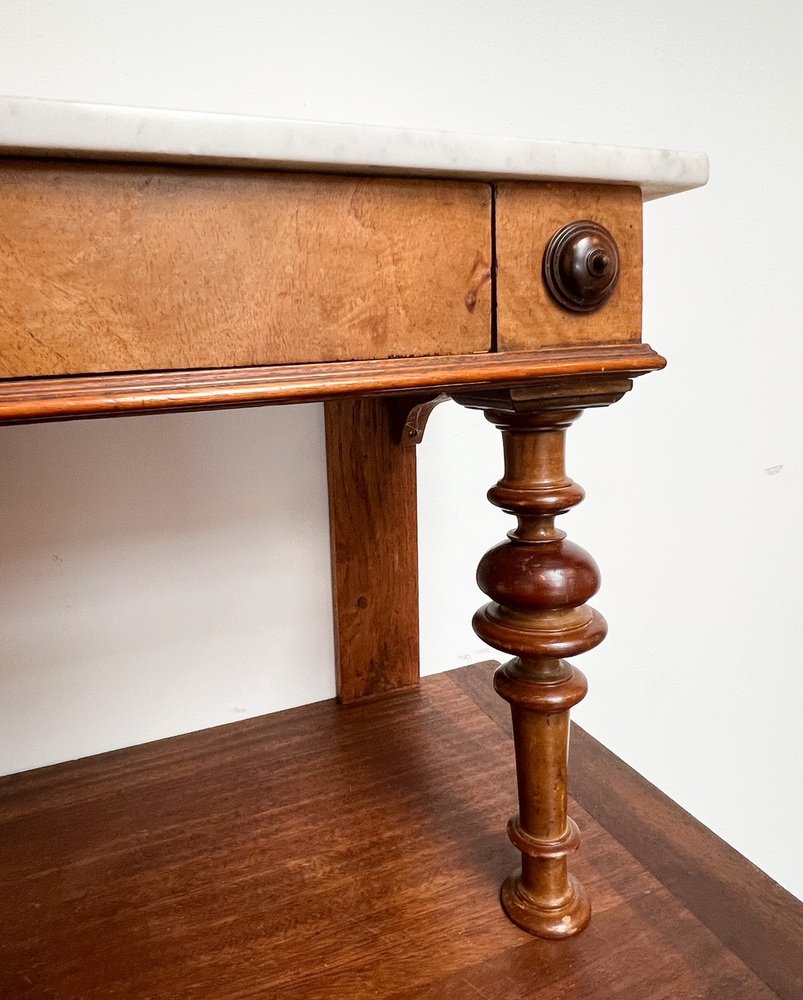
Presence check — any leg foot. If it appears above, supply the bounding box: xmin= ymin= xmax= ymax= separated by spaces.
xmin=501 ymin=872 xmax=591 ymax=939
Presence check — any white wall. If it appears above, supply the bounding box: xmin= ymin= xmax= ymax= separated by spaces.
xmin=1 ymin=1 xmax=800 ymax=901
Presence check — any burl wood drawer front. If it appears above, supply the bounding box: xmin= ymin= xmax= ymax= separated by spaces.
xmin=495 ymin=183 xmax=642 ymax=351
xmin=0 ymin=162 xmax=492 ymax=378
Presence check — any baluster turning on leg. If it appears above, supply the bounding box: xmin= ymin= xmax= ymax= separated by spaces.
xmin=472 ymin=406 xmax=607 ymax=938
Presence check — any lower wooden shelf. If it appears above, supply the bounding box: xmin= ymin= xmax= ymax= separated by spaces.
xmin=0 ymin=663 xmax=798 ymax=999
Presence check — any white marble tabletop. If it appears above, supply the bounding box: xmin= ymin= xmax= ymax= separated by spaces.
xmin=0 ymin=96 xmax=708 ymax=201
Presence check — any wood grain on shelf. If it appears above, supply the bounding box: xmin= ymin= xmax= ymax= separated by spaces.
xmin=448 ymin=660 xmax=803 ymax=1000
xmin=0 ymin=666 xmax=784 ymax=1000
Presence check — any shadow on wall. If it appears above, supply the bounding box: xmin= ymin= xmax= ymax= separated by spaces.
xmin=0 ymin=402 xmax=333 ymax=693
xmin=0 ymin=403 xmax=326 ymax=551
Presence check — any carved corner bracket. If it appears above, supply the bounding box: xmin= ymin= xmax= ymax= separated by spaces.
xmin=386 ymin=393 xmax=451 ymax=446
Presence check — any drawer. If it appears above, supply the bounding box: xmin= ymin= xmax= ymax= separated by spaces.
xmin=495 ymin=183 xmax=642 ymax=351
xmin=0 ymin=162 xmax=492 ymax=378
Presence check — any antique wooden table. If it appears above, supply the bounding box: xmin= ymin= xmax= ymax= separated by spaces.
xmin=0 ymin=96 xmax=707 ymax=939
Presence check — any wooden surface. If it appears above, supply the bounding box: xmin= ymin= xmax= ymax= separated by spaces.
xmin=495 ymin=183 xmax=642 ymax=351
xmin=450 ymin=662 xmax=803 ymax=1000
xmin=0 ymin=663 xmax=797 ymax=999
xmin=325 ymin=397 xmax=419 ymax=702
xmin=0 ymin=160 xmax=492 ymax=377
xmin=0 ymin=343 xmax=665 ymax=424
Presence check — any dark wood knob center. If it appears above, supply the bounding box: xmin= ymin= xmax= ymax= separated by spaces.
xmin=543 ymin=220 xmax=620 ymax=313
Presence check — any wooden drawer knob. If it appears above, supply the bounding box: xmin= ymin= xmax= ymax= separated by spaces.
xmin=543 ymin=220 xmax=620 ymax=313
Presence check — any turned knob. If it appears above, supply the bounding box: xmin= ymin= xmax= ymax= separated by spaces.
xmin=543 ymin=220 xmax=620 ymax=313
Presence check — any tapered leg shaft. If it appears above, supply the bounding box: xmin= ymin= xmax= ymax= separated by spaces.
xmin=494 ymin=660 xmax=590 ymax=935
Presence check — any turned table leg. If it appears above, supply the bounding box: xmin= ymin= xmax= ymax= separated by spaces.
xmin=468 ymin=404 xmax=609 ymax=938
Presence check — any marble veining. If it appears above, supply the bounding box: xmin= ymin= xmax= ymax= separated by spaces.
xmin=0 ymin=95 xmax=708 ymax=200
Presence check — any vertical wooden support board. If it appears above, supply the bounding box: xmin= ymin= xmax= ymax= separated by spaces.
xmin=325 ymin=398 xmax=420 ymax=703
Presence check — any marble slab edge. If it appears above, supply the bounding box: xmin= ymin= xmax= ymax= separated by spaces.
xmin=0 ymin=96 xmax=708 ymax=201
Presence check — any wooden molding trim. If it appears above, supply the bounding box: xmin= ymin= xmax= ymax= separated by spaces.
xmin=0 ymin=344 xmax=665 ymax=424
